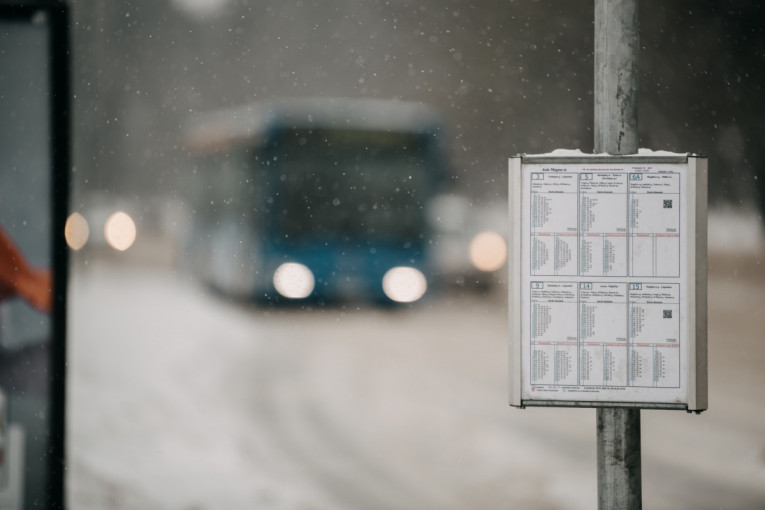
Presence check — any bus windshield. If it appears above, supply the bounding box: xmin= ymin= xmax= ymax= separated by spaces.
xmin=270 ymin=128 xmax=433 ymax=244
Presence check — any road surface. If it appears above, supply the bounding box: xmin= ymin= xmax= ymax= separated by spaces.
xmin=67 ymin=252 xmax=765 ymax=509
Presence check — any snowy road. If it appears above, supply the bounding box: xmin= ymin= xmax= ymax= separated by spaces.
xmin=67 ymin=254 xmax=765 ymax=509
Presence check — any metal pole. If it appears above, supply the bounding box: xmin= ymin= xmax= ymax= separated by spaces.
xmin=594 ymin=1 xmax=642 ymax=509
xmin=595 ymin=0 xmax=639 ymax=155
xmin=597 ymin=408 xmax=641 ymax=509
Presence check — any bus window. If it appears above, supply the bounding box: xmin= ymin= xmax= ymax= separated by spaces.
xmin=272 ymin=129 xmax=431 ymax=244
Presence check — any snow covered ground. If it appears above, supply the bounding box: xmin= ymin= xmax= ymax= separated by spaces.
xmin=66 ymin=210 xmax=765 ymax=509
xmin=67 ymin=267 xmax=335 ymax=509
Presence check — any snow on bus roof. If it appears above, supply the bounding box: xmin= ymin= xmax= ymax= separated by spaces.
xmin=185 ymin=98 xmax=444 ymax=153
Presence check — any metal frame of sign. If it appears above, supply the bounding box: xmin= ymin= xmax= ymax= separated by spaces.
xmin=0 ymin=2 xmax=69 ymax=506
xmin=509 ymin=153 xmax=707 ymax=411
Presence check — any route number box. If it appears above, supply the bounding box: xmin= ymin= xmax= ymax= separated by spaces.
xmin=509 ymin=152 xmax=707 ymax=411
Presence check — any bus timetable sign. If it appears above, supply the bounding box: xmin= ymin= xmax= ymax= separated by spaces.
xmin=509 ymin=151 xmax=707 ymax=411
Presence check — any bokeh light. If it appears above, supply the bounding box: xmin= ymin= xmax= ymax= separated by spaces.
xmin=469 ymin=231 xmax=507 ymax=272
xmin=382 ymin=267 xmax=427 ymax=303
xmin=65 ymin=212 xmax=90 ymax=251
xmin=104 ymin=211 xmax=137 ymax=251
xmin=273 ymin=262 xmax=315 ymax=299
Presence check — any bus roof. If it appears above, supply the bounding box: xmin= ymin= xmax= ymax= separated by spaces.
xmin=185 ymin=97 xmax=445 ymax=154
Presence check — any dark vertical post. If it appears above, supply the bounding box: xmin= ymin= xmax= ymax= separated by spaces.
xmin=595 ymin=0 xmax=639 ymax=155
xmin=594 ymin=0 xmax=642 ymax=509
xmin=597 ymin=407 xmax=642 ymax=509
xmin=50 ymin=3 xmax=71 ymax=508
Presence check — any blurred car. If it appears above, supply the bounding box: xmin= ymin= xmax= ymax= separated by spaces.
xmin=427 ymin=194 xmax=508 ymax=293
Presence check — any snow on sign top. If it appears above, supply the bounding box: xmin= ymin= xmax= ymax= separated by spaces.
xmin=508 ymin=152 xmax=708 ymax=411
xmin=521 ymin=148 xmax=691 ymax=158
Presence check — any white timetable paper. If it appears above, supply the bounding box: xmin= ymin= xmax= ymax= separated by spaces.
xmin=509 ymin=152 xmax=708 ymax=409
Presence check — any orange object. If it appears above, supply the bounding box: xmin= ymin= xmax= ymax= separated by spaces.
xmin=0 ymin=226 xmax=51 ymax=313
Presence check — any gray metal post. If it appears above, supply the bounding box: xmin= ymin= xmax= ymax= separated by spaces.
xmin=597 ymin=408 xmax=641 ymax=509
xmin=594 ymin=0 xmax=642 ymax=509
xmin=595 ymin=0 xmax=639 ymax=155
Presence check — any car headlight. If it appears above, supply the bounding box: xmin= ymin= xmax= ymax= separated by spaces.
xmin=469 ymin=231 xmax=507 ymax=272
xmin=104 ymin=211 xmax=137 ymax=252
xmin=65 ymin=212 xmax=90 ymax=251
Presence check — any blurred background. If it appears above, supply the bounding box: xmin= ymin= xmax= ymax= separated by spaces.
xmin=60 ymin=0 xmax=765 ymax=509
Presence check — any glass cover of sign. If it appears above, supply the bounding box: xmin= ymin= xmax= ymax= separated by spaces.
xmin=509 ymin=151 xmax=707 ymax=411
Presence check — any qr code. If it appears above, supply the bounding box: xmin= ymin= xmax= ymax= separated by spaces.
xmin=663 ymin=199 xmax=673 ymax=208
xmin=663 ymin=310 xmax=672 ymax=319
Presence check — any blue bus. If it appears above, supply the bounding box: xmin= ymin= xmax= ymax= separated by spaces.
xmin=184 ymin=98 xmax=449 ymax=304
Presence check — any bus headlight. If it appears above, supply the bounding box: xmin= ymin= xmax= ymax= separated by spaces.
xmin=382 ymin=267 xmax=427 ymax=303
xmin=469 ymin=231 xmax=507 ymax=272
xmin=273 ymin=262 xmax=315 ymax=299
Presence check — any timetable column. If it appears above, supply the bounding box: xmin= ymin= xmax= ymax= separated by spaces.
xmin=579 ymin=282 xmax=628 ymax=386
xmin=629 ymin=173 xmax=681 ymax=277
xmin=530 ymin=172 xmax=578 ymax=276
xmin=628 ymin=283 xmax=681 ymax=387
xmin=579 ymin=172 xmax=628 ymax=277
xmin=530 ymin=282 xmax=579 ymax=386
